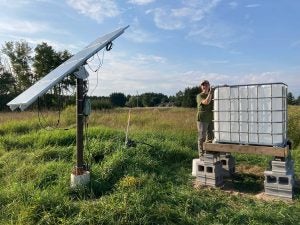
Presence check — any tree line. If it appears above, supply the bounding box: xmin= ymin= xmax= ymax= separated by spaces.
xmin=1 ymin=40 xmax=299 ymax=111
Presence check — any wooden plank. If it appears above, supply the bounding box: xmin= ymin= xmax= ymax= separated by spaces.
xmin=203 ymin=143 xmax=288 ymax=157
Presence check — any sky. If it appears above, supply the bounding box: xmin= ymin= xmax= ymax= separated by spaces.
xmin=0 ymin=0 xmax=299 ymax=97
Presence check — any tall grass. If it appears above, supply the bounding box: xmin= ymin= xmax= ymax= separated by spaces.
xmin=0 ymin=106 xmax=299 ymax=224
xmin=288 ymin=105 xmax=300 ymax=148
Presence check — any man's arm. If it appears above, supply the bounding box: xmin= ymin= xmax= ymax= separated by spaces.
xmin=201 ymin=89 xmax=214 ymax=105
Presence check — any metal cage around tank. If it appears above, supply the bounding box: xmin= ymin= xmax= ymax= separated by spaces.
xmin=213 ymin=82 xmax=287 ymax=147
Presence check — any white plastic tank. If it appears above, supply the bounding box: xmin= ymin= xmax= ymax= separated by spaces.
xmin=213 ymin=83 xmax=287 ymax=146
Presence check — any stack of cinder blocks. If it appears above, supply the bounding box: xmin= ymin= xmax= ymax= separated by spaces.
xmin=264 ymin=158 xmax=295 ymax=199
xmin=192 ymin=153 xmax=223 ymax=187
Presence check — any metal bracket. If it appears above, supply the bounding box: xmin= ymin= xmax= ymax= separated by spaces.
xmin=74 ymin=66 xmax=89 ymax=79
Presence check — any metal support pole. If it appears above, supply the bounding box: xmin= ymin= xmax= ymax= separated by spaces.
xmin=75 ymin=77 xmax=84 ymax=175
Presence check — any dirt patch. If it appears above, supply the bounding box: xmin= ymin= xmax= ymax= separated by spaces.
xmin=236 ymin=164 xmax=265 ymax=176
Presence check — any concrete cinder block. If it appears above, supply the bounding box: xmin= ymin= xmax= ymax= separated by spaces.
xmin=272 ymin=159 xmax=294 ymax=174
xmin=264 ymin=170 xmax=294 ymax=189
xmin=277 ymin=187 xmax=294 ymax=199
xmin=192 ymin=158 xmax=202 ymax=177
xmin=278 ymin=174 xmax=295 ymax=190
xmin=265 ymin=186 xmax=279 ymax=196
xmin=264 ymin=173 xmax=278 ymax=189
xmin=264 ymin=166 xmax=295 ymax=199
xmin=265 ymin=186 xmax=293 ymax=199
xmin=202 ymin=153 xmax=220 ymax=163
xmin=196 ymin=174 xmax=223 ymax=187
xmin=192 ymin=158 xmax=223 ymax=177
xmin=205 ymin=175 xmax=223 ymax=187
xmin=193 ymin=157 xmax=224 ymax=187
xmin=196 ymin=174 xmax=206 ymax=184
xmin=205 ymin=161 xmax=223 ymax=176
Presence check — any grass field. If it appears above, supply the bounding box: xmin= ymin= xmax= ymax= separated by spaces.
xmin=0 ymin=106 xmax=300 ymax=224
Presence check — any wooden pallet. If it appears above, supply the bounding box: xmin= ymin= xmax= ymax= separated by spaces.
xmin=203 ymin=142 xmax=289 ymax=157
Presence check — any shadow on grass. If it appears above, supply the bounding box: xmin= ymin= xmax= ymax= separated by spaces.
xmin=223 ymin=173 xmax=264 ymax=194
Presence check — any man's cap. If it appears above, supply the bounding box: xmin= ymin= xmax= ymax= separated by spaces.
xmin=201 ymin=80 xmax=210 ymax=85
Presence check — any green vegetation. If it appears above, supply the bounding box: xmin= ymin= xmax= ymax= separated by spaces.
xmin=0 ymin=107 xmax=299 ymax=224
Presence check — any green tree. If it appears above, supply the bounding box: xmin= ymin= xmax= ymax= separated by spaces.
xmin=181 ymin=86 xmax=199 ymax=108
xmin=287 ymin=92 xmax=296 ymax=105
xmin=109 ymin=92 xmax=127 ymax=107
xmin=1 ymin=41 xmax=33 ymax=92
xmin=126 ymin=96 xmax=139 ymax=107
xmin=55 ymin=50 xmax=75 ymax=92
xmin=0 ymin=70 xmax=15 ymax=96
xmin=0 ymin=58 xmax=15 ymax=95
xmin=33 ymin=42 xmax=57 ymax=81
xmin=33 ymin=43 xmax=74 ymax=93
xmin=140 ymin=92 xmax=168 ymax=107
xmin=0 ymin=57 xmax=15 ymax=110
xmin=90 ymin=96 xmax=112 ymax=110
xmin=173 ymin=91 xmax=183 ymax=107
xmin=296 ymin=96 xmax=300 ymax=105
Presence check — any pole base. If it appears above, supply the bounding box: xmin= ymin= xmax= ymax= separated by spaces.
xmin=70 ymin=170 xmax=90 ymax=188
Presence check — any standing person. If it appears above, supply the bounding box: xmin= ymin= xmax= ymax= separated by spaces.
xmin=196 ymin=80 xmax=214 ymax=157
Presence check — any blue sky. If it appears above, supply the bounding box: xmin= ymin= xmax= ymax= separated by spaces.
xmin=0 ymin=0 xmax=299 ymax=97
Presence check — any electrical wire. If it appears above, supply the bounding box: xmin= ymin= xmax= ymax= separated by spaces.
xmin=37 ymin=97 xmax=51 ymax=130
xmin=37 ymin=81 xmax=74 ymax=131
xmin=124 ymin=109 xmax=155 ymax=149
xmin=88 ymin=50 xmax=105 ymax=96
xmin=86 ymin=50 xmax=105 ymax=73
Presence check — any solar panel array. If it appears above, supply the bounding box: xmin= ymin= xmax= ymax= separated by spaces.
xmin=7 ymin=26 xmax=129 ymax=111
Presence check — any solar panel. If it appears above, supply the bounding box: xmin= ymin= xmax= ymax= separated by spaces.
xmin=7 ymin=25 xmax=129 ymax=111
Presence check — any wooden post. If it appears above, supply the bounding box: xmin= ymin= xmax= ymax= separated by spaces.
xmin=75 ymin=77 xmax=84 ymax=175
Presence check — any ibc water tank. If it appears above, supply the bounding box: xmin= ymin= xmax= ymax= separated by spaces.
xmin=213 ymin=83 xmax=287 ymax=146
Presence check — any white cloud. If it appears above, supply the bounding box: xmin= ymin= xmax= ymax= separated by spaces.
xmin=179 ymin=71 xmax=231 ymax=87
xmin=0 ymin=33 xmax=83 ymax=53
xmin=187 ymin=21 xmax=238 ymax=48
xmin=245 ymin=4 xmax=260 ymax=8
xmin=152 ymin=8 xmax=184 ymax=30
xmin=125 ymin=17 xmax=158 ymax=43
xmin=149 ymin=0 xmax=221 ymax=30
xmin=171 ymin=7 xmax=193 ymax=17
xmin=125 ymin=28 xmax=158 ymax=43
xmin=85 ymin=52 xmax=300 ymax=97
xmin=191 ymin=0 xmax=221 ymax=22
xmin=147 ymin=0 xmax=248 ymax=49
xmin=25 ymin=38 xmax=84 ymax=53
xmin=0 ymin=20 xmax=49 ymax=34
xmin=133 ymin=53 xmax=166 ymax=64
xmin=245 ymin=72 xmax=280 ymax=83
xmin=0 ymin=19 xmax=72 ymax=49
xmin=85 ymin=51 xmax=178 ymax=96
xmin=66 ymin=0 xmax=120 ymax=23
xmin=127 ymin=0 xmax=155 ymax=5
xmin=178 ymin=70 xmax=298 ymax=93
xmin=228 ymin=1 xmax=238 ymax=9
